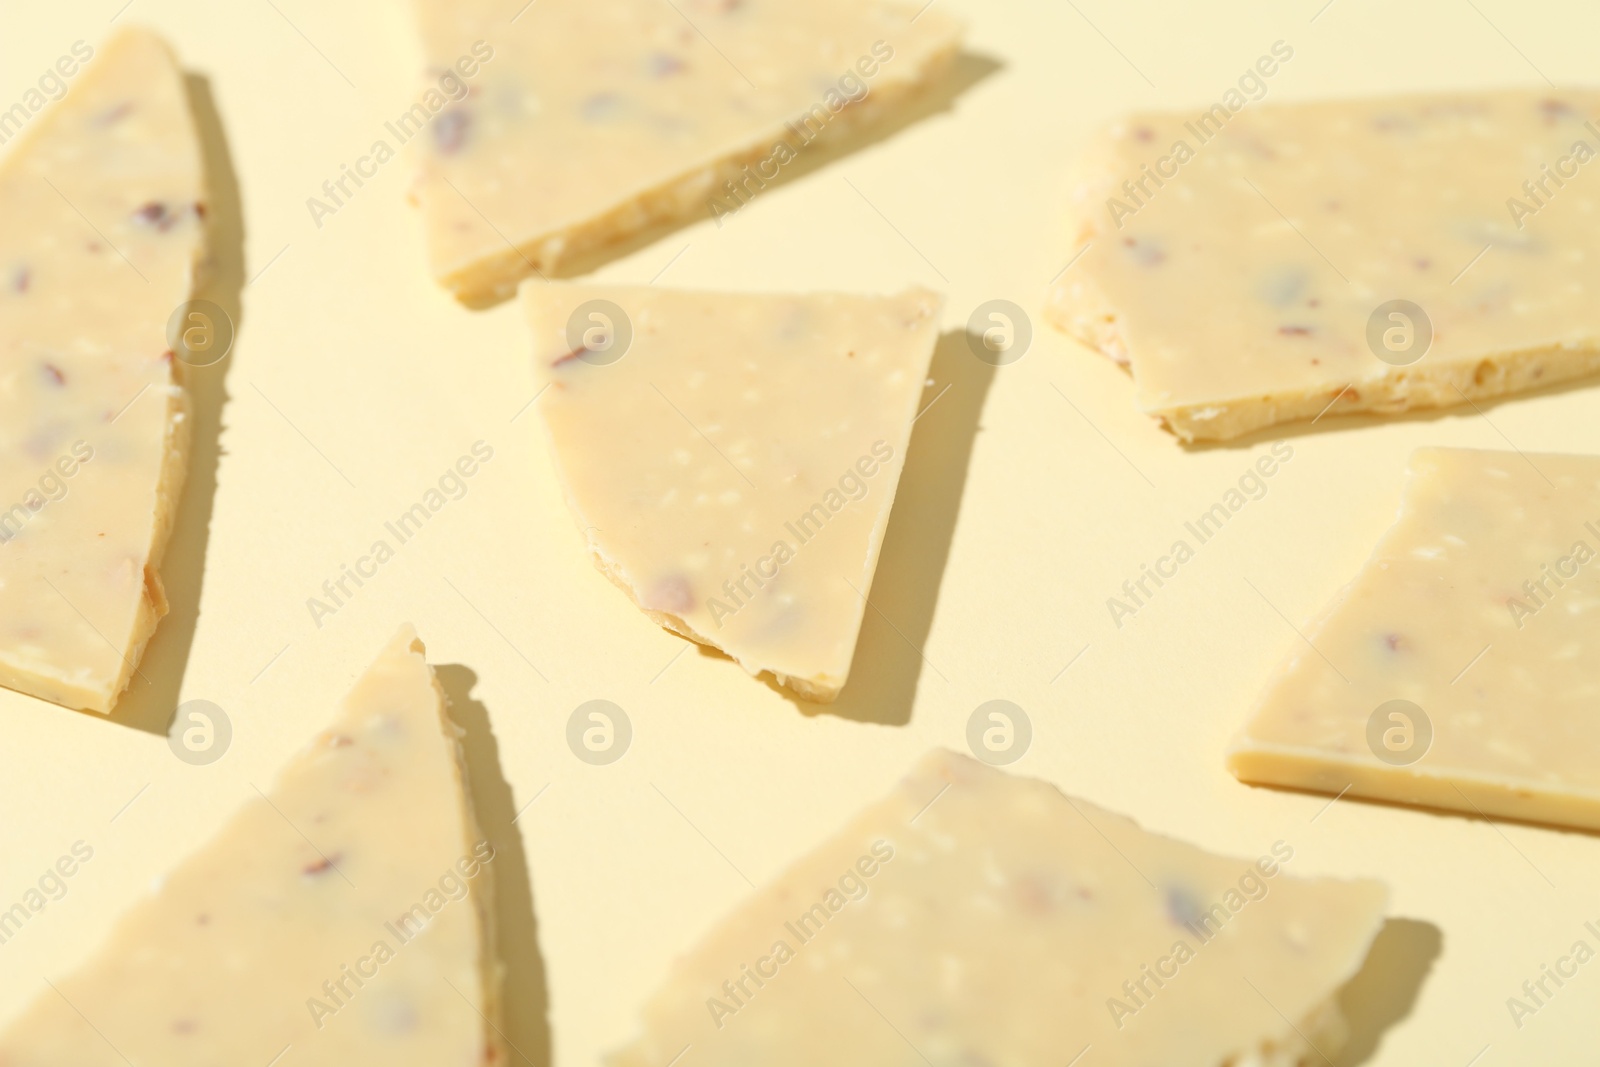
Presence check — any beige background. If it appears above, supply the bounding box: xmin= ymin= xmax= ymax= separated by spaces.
xmin=3 ymin=0 xmax=1599 ymax=1063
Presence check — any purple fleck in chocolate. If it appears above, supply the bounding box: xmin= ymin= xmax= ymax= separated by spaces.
xmin=41 ymin=363 xmax=65 ymax=386
xmin=580 ymin=93 xmax=626 ymax=122
xmin=1259 ymin=267 xmax=1307 ymax=308
xmin=1278 ymin=325 xmax=1312 ymax=336
xmin=96 ymin=102 xmax=134 ymax=127
xmin=648 ymin=574 xmax=695 ymax=614
xmin=646 ymin=51 xmax=686 ymax=78
xmin=1165 ymin=886 xmax=1204 ymax=927
xmin=133 ymin=202 xmax=177 ymax=231
xmin=10 ymin=266 xmax=29 ymax=293
xmin=372 ymin=996 xmax=419 ymax=1034
xmin=1120 ymin=237 xmax=1166 ymax=267
xmin=434 ymin=110 xmax=471 ymax=155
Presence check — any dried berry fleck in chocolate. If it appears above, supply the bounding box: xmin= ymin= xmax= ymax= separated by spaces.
xmin=1121 ymin=237 xmax=1166 ymax=267
xmin=1372 ymin=113 xmax=1413 ymax=133
xmin=95 ymin=101 xmax=134 ymax=127
xmin=645 ymin=51 xmax=686 ymax=78
xmin=1165 ymin=885 xmax=1205 ymax=927
xmin=1278 ymin=325 xmax=1312 ymax=337
xmin=648 ymin=574 xmax=696 ymax=614
xmin=1539 ymin=98 xmax=1575 ymax=122
xmin=551 ymin=345 xmax=589 ymax=368
xmin=1258 ymin=268 xmax=1307 ymax=308
xmin=9 ymin=266 xmax=29 ymax=293
xmin=41 ymin=363 xmax=66 ymax=387
xmin=434 ymin=110 xmax=471 ymax=155
xmin=132 ymin=201 xmax=177 ymax=231
xmin=302 ymin=854 xmax=342 ymax=877
xmin=579 ymin=93 xmax=627 ymax=122
xmin=1010 ymin=872 xmax=1070 ymax=914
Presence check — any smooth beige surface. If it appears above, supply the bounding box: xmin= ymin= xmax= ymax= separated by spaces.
xmin=4 ymin=3 xmax=1600 ymax=1066
xmin=610 ymin=749 xmax=1388 ymax=1067
xmin=0 ymin=27 xmax=203 ymax=713
xmin=1230 ymin=448 xmax=1600 ymax=830
xmin=0 ymin=627 xmax=501 ymax=1065
xmin=1049 ymin=87 xmax=1600 ymax=441
xmin=412 ymin=0 xmax=963 ymax=305
xmin=526 ymin=284 xmax=941 ymax=701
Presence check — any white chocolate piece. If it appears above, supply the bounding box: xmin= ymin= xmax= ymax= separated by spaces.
xmin=0 ymin=627 xmax=504 ymax=1065
xmin=524 ymin=283 xmax=942 ymax=701
xmin=608 ymin=750 xmax=1389 ymax=1067
xmin=412 ymin=0 xmax=963 ymax=305
xmin=0 ymin=27 xmax=205 ymax=712
xmin=1230 ymin=448 xmax=1600 ymax=831
xmin=1049 ymin=90 xmax=1600 ymax=441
